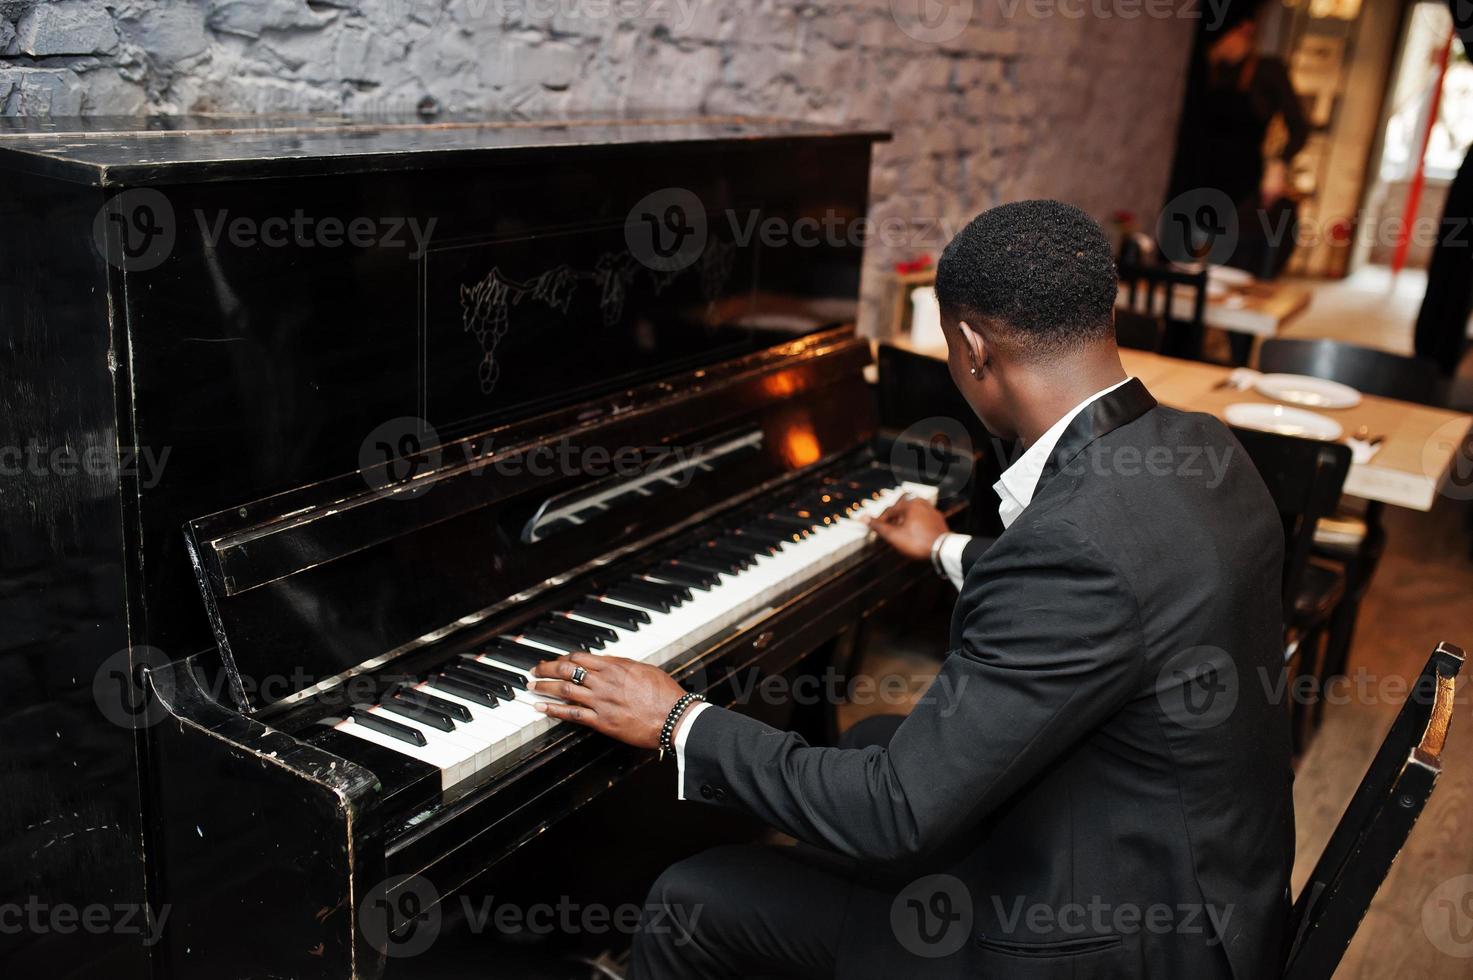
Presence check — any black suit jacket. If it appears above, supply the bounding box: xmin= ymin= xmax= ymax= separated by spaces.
xmin=682 ymin=380 xmax=1296 ymax=978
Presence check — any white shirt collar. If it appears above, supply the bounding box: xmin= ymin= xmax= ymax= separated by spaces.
xmin=993 ymin=377 xmax=1134 ymax=529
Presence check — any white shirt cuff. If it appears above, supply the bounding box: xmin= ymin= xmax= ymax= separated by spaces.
xmin=938 ymin=532 xmax=971 ymax=590
xmin=674 ymin=701 xmax=712 ymax=801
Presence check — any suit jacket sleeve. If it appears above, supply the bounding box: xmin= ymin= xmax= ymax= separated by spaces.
xmin=959 ymin=534 xmax=993 ymax=576
xmin=681 ymin=517 xmax=1145 ymax=864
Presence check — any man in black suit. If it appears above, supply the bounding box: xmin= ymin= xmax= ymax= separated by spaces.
xmin=530 ymin=200 xmax=1295 ymax=978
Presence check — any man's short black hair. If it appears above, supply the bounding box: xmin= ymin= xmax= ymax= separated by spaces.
xmin=934 ymin=200 xmax=1117 ymax=360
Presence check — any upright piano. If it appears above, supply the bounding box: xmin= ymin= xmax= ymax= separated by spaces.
xmin=0 ymin=115 xmax=962 ymax=979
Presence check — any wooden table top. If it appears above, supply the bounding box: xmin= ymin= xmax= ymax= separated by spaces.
xmin=1116 ymin=279 xmax=1312 ymax=337
xmin=878 ymin=336 xmax=1473 ymax=512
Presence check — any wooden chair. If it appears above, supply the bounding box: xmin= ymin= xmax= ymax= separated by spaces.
xmin=1283 ymin=642 xmax=1464 ymax=979
xmin=1229 ymin=426 xmax=1352 ymax=753
xmin=1117 ymin=260 xmax=1209 ymax=361
xmin=1258 ymin=339 xmax=1447 ymax=713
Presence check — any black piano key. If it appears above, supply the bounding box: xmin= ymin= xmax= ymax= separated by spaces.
xmin=626 ymin=578 xmax=691 ymax=604
xmin=546 ymin=614 xmax=617 ymax=645
xmin=484 ymin=638 xmax=561 ymax=666
xmin=709 ymin=542 xmax=761 ymax=565
xmin=645 ymin=563 xmax=717 ymax=591
xmin=728 ymin=528 xmax=786 ymax=553
xmin=604 ymin=582 xmax=672 ymax=613
xmin=457 ymin=655 xmax=528 ymax=691
xmin=390 ymin=686 xmax=473 ymax=722
xmin=520 ymin=624 xmax=597 ymax=652
xmin=751 ymin=517 xmax=809 ymax=539
xmin=574 ymin=505 xmax=606 ymax=522
xmin=378 ymin=699 xmax=456 ymax=733
xmin=574 ymin=599 xmax=649 ymax=629
xmin=673 ymin=555 xmax=736 ymax=578
xmin=766 ymin=512 xmax=821 ymax=532
xmin=350 ymin=706 xmax=427 ymax=747
xmin=442 ymin=665 xmax=514 ymax=700
xmin=425 ymin=675 xmax=502 ymax=708
xmin=687 ymin=543 xmax=751 ymax=570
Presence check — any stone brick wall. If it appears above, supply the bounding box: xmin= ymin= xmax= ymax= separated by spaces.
xmin=0 ymin=0 xmax=1197 ymax=333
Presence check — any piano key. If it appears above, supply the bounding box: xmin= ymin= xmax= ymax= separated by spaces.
xmin=485 ymin=637 xmax=560 ymax=663
xmin=750 ymin=517 xmax=810 ymax=539
xmin=425 ymin=674 xmax=502 ymax=708
xmin=520 ymin=624 xmax=598 ymax=652
xmin=443 ymin=665 xmax=514 ymax=699
xmin=627 ymin=578 xmax=693 ymax=604
xmin=349 ymin=705 xmax=426 ymax=746
xmin=391 ymin=685 xmax=473 ymax=722
xmin=481 ymin=640 xmax=559 ymax=672
xmin=573 ymin=598 xmax=649 ymax=628
xmin=669 ymin=555 xmax=734 ymax=578
xmin=458 ymin=654 xmax=533 ymax=692
xmin=645 ymin=561 xmax=719 ymax=590
xmin=378 ymin=698 xmax=456 ymax=733
xmin=603 ymin=582 xmax=672 ymax=612
xmin=687 ymin=544 xmax=753 ymax=570
xmin=546 ymin=613 xmax=618 ymax=645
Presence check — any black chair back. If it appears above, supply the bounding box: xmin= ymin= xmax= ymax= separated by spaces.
xmin=1283 ymin=642 xmax=1464 ymax=979
xmin=1117 ymin=260 xmax=1209 ymax=359
xmin=1258 ymin=338 xmax=1447 ymax=407
xmin=1113 ymin=308 xmax=1166 ymax=353
xmin=1229 ymin=427 xmax=1351 ymax=611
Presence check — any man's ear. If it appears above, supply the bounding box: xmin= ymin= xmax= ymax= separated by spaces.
xmin=958 ymin=320 xmax=987 ymax=377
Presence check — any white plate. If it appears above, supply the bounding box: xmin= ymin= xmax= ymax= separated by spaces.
xmin=1225 ymin=403 xmax=1344 ymax=441
xmin=1254 ymin=373 xmax=1362 ymax=409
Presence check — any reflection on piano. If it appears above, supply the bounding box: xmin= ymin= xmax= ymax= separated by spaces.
xmin=0 ymin=114 xmax=958 ymax=979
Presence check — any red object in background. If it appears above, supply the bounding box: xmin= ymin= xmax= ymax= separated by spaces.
xmin=1392 ymin=27 xmax=1455 ymax=276
xmin=894 ymin=254 xmax=933 ymax=275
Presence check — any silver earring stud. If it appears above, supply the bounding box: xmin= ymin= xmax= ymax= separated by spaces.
xmin=970 ymin=365 xmax=981 ymax=378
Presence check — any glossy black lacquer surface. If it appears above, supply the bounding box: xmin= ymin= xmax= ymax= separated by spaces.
xmin=1 ymin=117 xmax=907 ymax=979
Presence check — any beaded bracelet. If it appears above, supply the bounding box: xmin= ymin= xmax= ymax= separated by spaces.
xmin=658 ymin=692 xmax=707 ymax=761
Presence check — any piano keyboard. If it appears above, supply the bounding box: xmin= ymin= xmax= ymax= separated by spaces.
xmin=332 ymin=468 xmax=939 ymax=790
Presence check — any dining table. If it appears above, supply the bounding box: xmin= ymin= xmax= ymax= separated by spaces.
xmin=877 ymin=336 xmax=1473 ymax=512
xmin=1115 ymin=276 xmax=1313 ymax=338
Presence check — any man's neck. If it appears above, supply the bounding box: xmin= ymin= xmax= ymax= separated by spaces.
xmin=1010 ymin=356 xmax=1129 ymax=449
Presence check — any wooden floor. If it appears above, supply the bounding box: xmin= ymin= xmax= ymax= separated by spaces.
xmin=846 ymin=266 xmax=1473 ymax=976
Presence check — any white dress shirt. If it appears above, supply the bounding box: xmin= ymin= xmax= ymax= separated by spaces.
xmin=935 ymin=377 xmax=1133 ymax=589
xmin=676 ymin=377 xmax=1132 ymax=797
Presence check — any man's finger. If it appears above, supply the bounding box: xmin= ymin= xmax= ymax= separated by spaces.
xmin=568 ymin=650 xmax=619 ymax=670
xmin=531 ymin=677 xmax=598 ymax=705
xmin=867 ymin=517 xmax=901 ymax=544
xmin=535 ymin=701 xmax=598 ymax=725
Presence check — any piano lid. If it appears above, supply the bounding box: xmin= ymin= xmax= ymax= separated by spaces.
xmin=0 ymin=112 xmax=890 ymax=186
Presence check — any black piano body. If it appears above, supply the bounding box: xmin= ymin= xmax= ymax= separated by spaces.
xmin=0 ymin=115 xmax=970 ymax=979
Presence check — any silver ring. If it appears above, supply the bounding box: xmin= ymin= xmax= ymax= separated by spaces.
xmin=570 ymin=665 xmax=588 ymax=686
